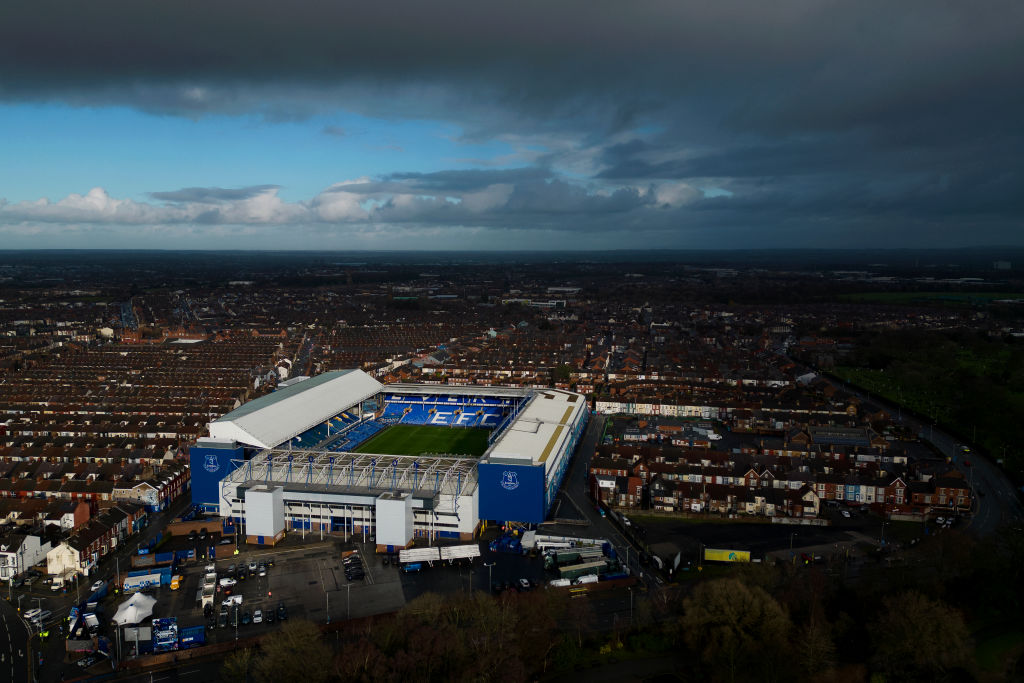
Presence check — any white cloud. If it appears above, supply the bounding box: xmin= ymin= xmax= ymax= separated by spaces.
xmin=0 ymin=173 xmax=709 ymax=239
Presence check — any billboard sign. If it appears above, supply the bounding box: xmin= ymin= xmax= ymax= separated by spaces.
xmin=478 ymin=462 xmax=545 ymax=524
xmin=189 ymin=444 xmax=243 ymax=508
xmin=703 ymin=548 xmax=751 ymax=563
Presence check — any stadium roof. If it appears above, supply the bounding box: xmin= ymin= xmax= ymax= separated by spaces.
xmin=223 ymin=448 xmax=478 ymax=500
xmin=384 ymin=383 xmax=531 ymax=398
xmin=484 ymin=389 xmax=587 ymax=469
xmin=208 ymin=369 xmax=382 ymax=449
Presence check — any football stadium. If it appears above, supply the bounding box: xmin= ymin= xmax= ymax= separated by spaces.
xmin=189 ymin=370 xmax=588 ymax=550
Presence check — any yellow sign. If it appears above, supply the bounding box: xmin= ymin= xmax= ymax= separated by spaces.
xmin=703 ymin=548 xmax=751 ymax=563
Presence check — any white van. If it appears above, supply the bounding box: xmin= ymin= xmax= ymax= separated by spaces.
xmin=549 ymin=578 xmax=571 ymax=587
xmin=574 ymin=575 xmax=599 ymax=585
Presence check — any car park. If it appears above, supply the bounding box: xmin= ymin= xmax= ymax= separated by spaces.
xmin=253 ymin=609 xmax=263 ymax=624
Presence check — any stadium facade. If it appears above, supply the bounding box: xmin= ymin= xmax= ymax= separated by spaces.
xmin=189 ymin=369 xmax=588 ymax=550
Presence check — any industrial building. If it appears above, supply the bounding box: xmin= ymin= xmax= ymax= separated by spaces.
xmin=190 ymin=369 xmax=588 ymax=551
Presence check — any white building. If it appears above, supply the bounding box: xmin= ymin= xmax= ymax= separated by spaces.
xmin=0 ymin=533 xmax=51 ymax=581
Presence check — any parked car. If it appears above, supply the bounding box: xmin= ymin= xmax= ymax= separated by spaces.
xmin=76 ymin=655 xmax=101 ymax=669
xmin=518 ymin=578 xmax=531 ymax=591
xmin=248 ymin=561 xmax=258 ymax=572
xmin=241 ymin=610 xmax=253 ymax=625
xmin=840 ymin=510 xmax=851 ymax=518
xmin=264 ymin=609 xmax=275 ymax=624
xmin=24 ymin=608 xmax=42 ymax=620
xmin=253 ymin=609 xmax=263 ymax=624
xmin=90 ymin=580 xmax=105 ymax=593
xmin=277 ymin=602 xmax=288 ymax=621
xmin=219 ymin=538 xmax=233 ymax=545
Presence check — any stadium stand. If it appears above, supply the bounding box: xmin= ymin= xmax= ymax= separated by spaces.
xmin=327 ymin=420 xmax=387 ymax=452
xmin=380 ymin=394 xmax=524 ymax=428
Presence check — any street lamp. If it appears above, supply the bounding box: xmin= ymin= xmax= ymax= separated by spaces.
xmin=789 ymin=532 xmax=798 ymax=565
xmin=484 ymin=562 xmax=495 ymax=592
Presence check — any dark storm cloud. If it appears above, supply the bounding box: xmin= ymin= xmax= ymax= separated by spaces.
xmin=4 ymin=0 xmax=1020 ymax=133
xmin=3 ymin=0 xmax=1023 ymax=245
xmin=149 ymin=185 xmax=280 ymax=203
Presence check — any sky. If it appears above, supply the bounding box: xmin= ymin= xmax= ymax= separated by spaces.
xmin=1 ymin=1 xmax=1022 ymax=251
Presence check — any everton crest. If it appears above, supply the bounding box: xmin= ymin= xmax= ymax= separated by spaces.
xmin=500 ymin=470 xmax=519 ymax=491
xmin=203 ymin=454 xmax=220 ymax=473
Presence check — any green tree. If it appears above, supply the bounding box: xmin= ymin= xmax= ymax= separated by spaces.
xmin=221 ymin=647 xmax=255 ymax=683
xmin=870 ymin=591 xmax=972 ymax=680
xmin=254 ymin=619 xmax=334 ymax=683
xmin=796 ymin=615 xmax=836 ymax=677
xmin=681 ymin=578 xmax=792 ymax=683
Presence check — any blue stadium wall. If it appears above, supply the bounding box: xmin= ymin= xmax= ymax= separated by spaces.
xmin=477 ymin=462 xmax=546 ymax=524
xmin=189 ymin=443 xmax=245 ymax=514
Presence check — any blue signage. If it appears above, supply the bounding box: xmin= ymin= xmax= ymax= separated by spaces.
xmin=190 ymin=444 xmax=244 ymax=508
xmin=478 ymin=462 xmax=545 ymax=524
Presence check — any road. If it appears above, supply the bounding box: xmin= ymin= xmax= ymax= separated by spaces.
xmin=825 ymin=373 xmax=1024 ymax=536
xmin=557 ymin=415 xmax=657 ymax=588
xmin=0 ymin=600 xmax=30 ymax=683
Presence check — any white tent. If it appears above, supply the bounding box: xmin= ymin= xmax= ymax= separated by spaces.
xmin=112 ymin=593 xmax=156 ymax=626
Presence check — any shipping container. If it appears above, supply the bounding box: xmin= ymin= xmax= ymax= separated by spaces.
xmin=179 ymin=626 xmax=206 ymax=649
xmin=559 ymin=560 xmax=608 ymax=581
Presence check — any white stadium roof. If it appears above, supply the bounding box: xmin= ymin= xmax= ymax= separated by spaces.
xmin=208 ymin=369 xmax=382 ymax=449
xmin=484 ymin=389 xmax=586 ymax=469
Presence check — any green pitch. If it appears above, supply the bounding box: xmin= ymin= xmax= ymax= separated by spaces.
xmin=354 ymin=424 xmax=491 ymax=457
